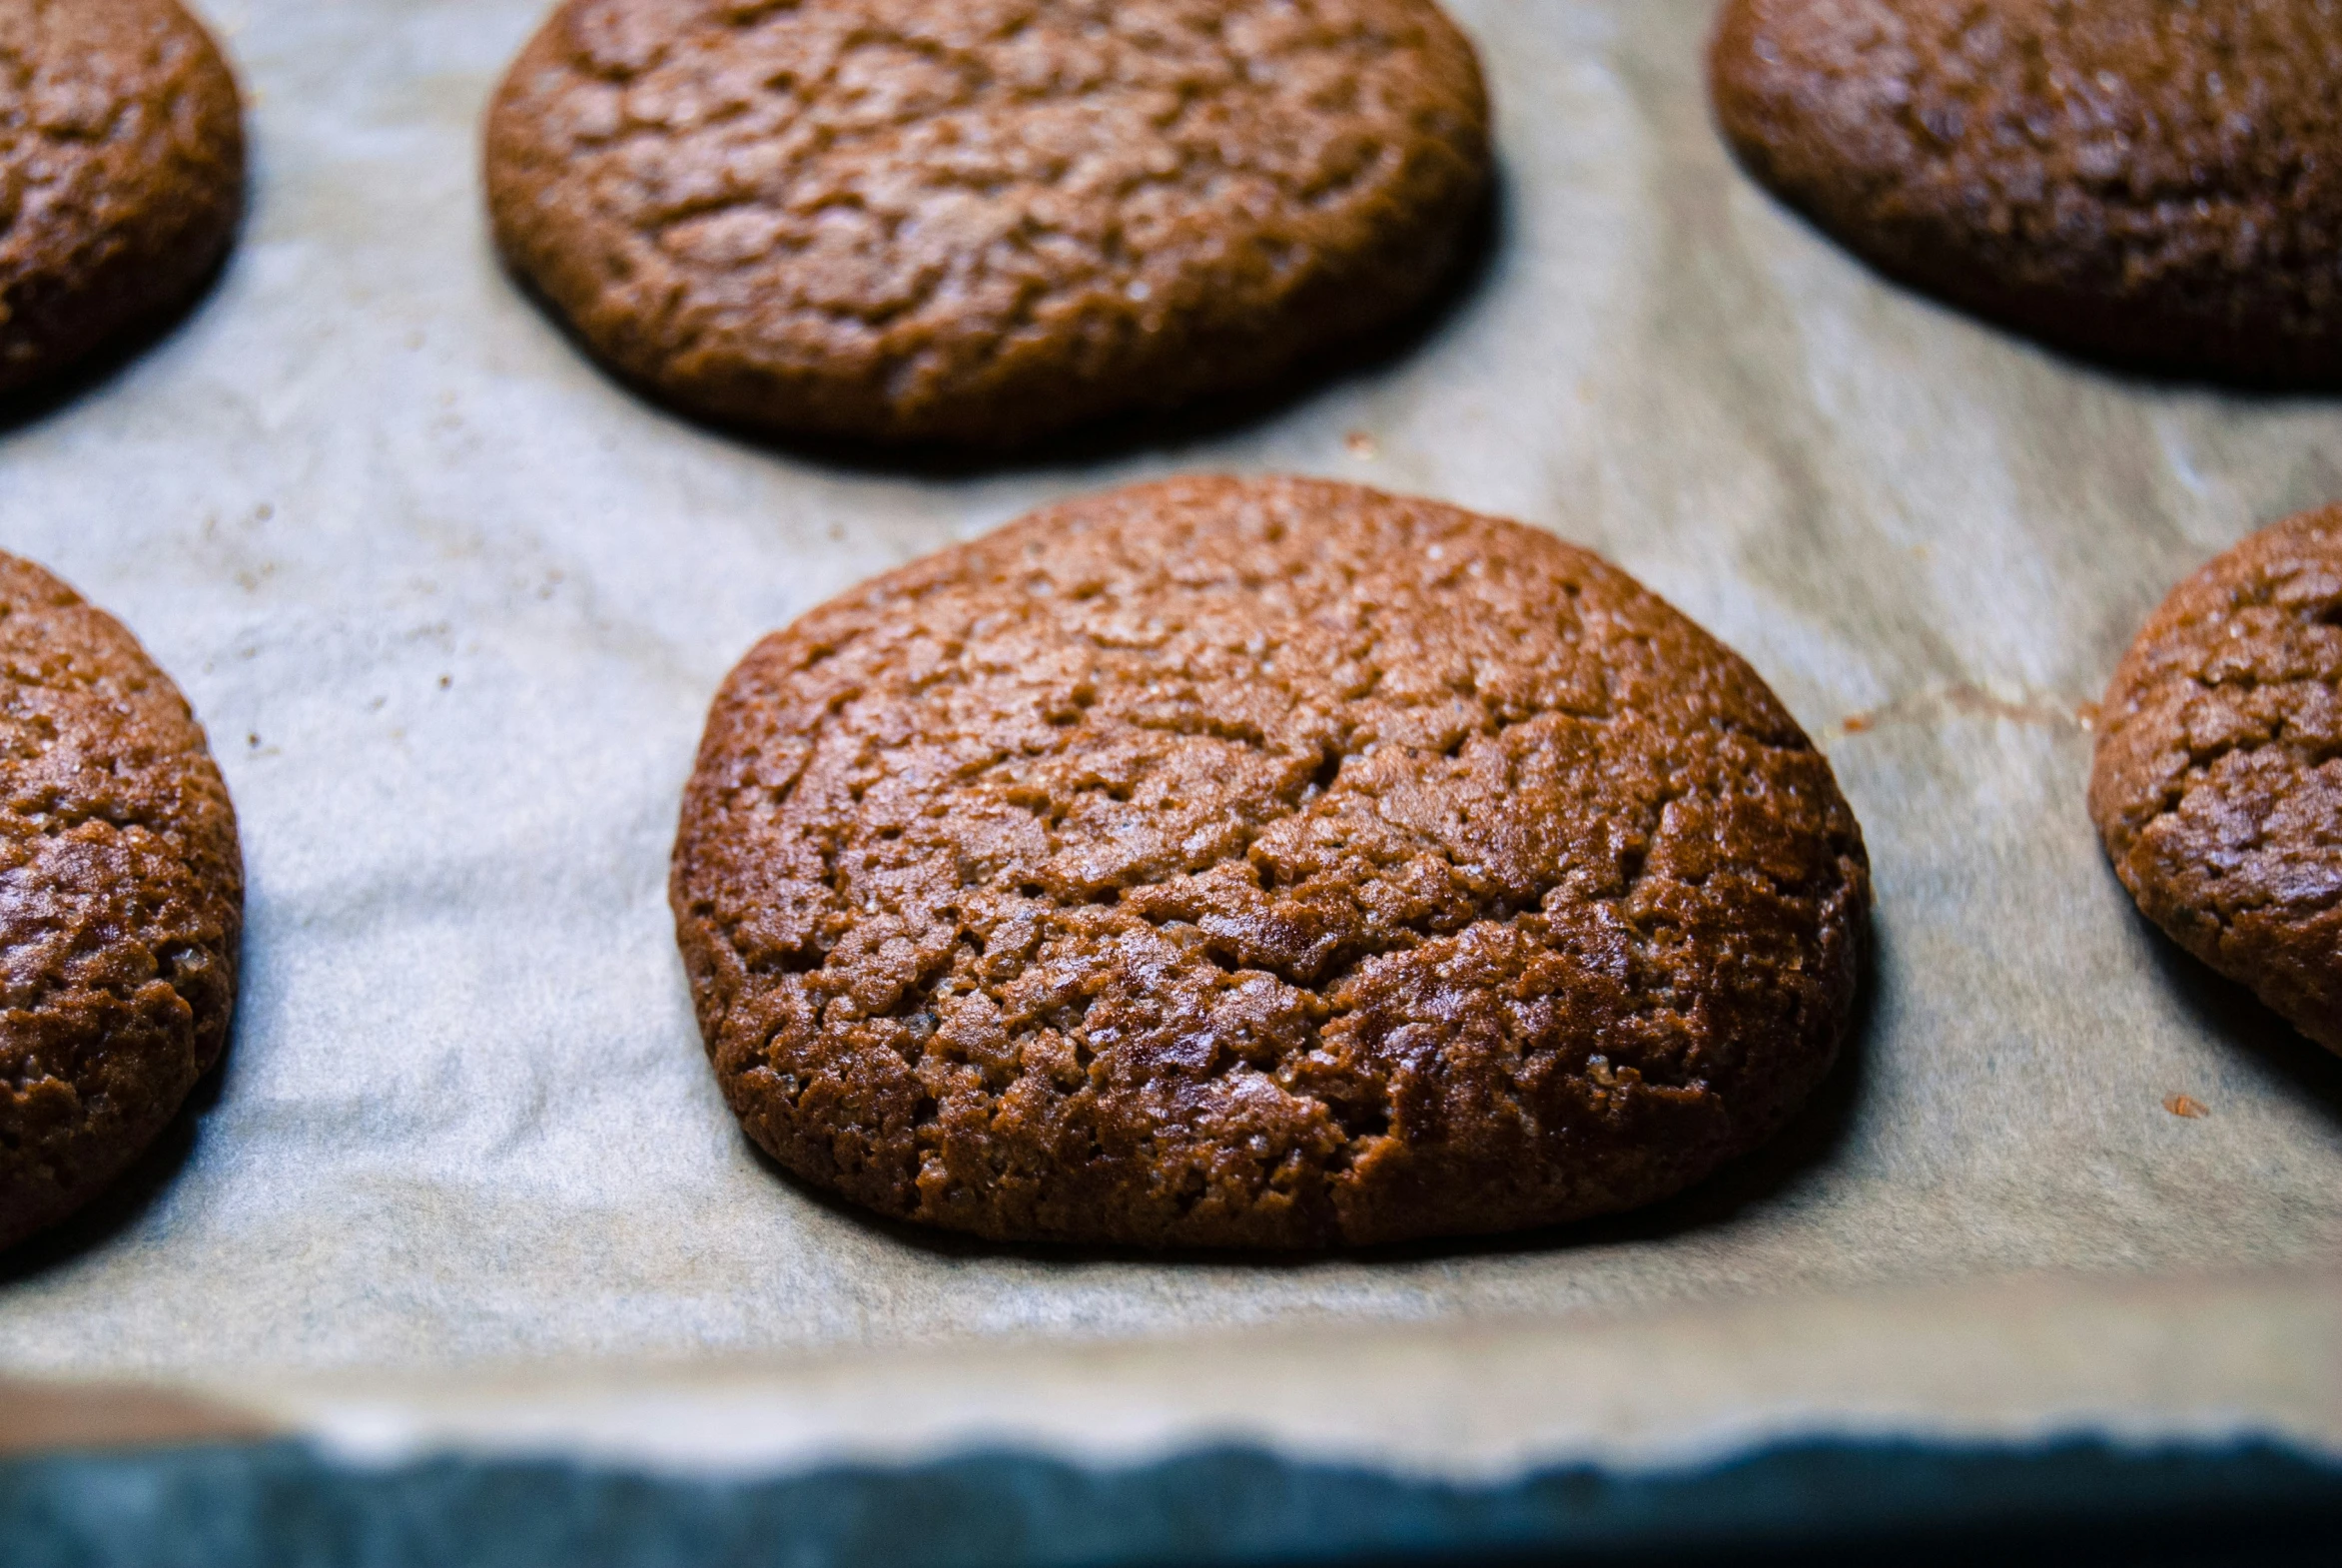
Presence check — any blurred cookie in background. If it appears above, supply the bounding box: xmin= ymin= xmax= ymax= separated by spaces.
xmin=1711 ymin=0 xmax=2342 ymax=383
xmin=0 ymin=0 xmax=245 ymax=397
xmin=485 ymin=0 xmax=1491 ymax=447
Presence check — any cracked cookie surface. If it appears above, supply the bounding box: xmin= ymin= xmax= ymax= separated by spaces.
xmin=0 ymin=0 xmax=244 ymax=396
xmin=485 ymin=0 xmax=1490 ymax=446
xmin=1709 ymin=0 xmax=2342 ymax=382
xmin=0 ymin=552 xmax=241 ymax=1251
xmin=2091 ymin=507 xmax=2342 ymax=1053
xmin=671 ymin=477 xmax=1870 ymax=1248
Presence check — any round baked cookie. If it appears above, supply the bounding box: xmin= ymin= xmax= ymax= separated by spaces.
xmin=2091 ymin=508 xmax=2342 ymax=1054
xmin=1709 ymin=0 xmax=2342 ymax=382
xmin=671 ymin=477 xmax=1871 ymax=1248
xmin=0 ymin=552 xmax=241 ymax=1251
xmin=484 ymin=0 xmax=1491 ymax=446
xmin=0 ymin=0 xmax=245 ymax=397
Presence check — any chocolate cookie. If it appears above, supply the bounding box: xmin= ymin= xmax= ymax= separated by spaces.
xmin=0 ymin=0 xmax=245 ymax=397
xmin=671 ymin=477 xmax=1870 ymax=1248
xmin=484 ymin=0 xmax=1491 ymax=446
xmin=1709 ymin=0 xmax=2342 ymax=382
xmin=0 ymin=552 xmax=242 ymax=1251
xmin=2091 ymin=509 xmax=2342 ymax=1054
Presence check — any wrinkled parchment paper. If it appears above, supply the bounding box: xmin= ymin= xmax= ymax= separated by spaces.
xmin=2 ymin=0 xmax=2339 ymax=1474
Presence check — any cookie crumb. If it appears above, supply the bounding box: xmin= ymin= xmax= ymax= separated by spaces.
xmin=1841 ymin=711 xmax=1874 ymax=733
xmin=2164 ymin=1094 xmax=2207 ymax=1119
xmin=1345 ymin=430 xmax=1379 ymax=459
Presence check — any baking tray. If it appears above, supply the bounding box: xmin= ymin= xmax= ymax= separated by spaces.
xmin=2 ymin=1 xmax=2340 ymax=1562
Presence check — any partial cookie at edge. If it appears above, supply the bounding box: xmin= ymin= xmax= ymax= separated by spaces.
xmin=0 ymin=551 xmax=243 ymax=1250
xmin=2090 ymin=507 xmax=2342 ymax=1053
xmin=0 ymin=0 xmax=246 ymax=396
xmin=1709 ymin=0 xmax=2342 ymax=382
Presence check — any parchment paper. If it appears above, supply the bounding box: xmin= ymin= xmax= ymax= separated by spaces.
xmin=2 ymin=0 xmax=2340 ymax=1474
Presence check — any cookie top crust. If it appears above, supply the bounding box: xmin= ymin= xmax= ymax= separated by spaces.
xmin=2091 ymin=508 xmax=2342 ymax=1053
xmin=0 ymin=0 xmax=245 ymax=395
xmin=485 ymin=0 xmax=1490 ymax=445
xmin=1709 ymin=0 xmax=2342 ymax=382
xmin=671 ymin=477 xmax=1870 ymax=1248
xmin=0 ymin=552 xmax=242 ymax=1250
